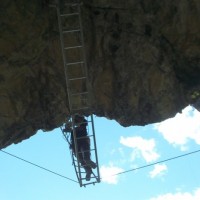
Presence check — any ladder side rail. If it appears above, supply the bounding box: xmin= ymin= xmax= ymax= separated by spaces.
xmin=56 ymin=0 xmax=83 ymax=184
xmin=71 ymin=148 xmax=80 ymax=183
xmin=90 ymin=115 xmax=101 ymax=183
xmin=56 ymin=0 xmax=84 ymax=186
xmin=55 ymin=0 xmax=73 ymax=113
xmin=64 ymin=117 xmax=83 ymax=187
xmin=60 ymin=127 xmax=81 ymax=182
xmin=71 ymin=115 xmax=83 ymax=186
xmin=61 ymin=129 xmax=70 ymax=144
xmin=77 ymin=2 xmax=89 ymax=96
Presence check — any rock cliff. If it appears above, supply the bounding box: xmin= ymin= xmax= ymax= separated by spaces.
xmin=0 ymin=0 xmax=200 ymax=149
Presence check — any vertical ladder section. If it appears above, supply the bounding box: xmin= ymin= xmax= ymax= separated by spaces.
xmin=55 ymin=0 xmax=100 ymax=187
xmin=56 ymin=0 xmax=88 ymax=113
xmin=61 ymin=115 xmax=100 ymax=187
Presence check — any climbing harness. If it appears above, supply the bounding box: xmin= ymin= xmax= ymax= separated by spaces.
xmin=50 ymin=0 xmax=100 ymax=187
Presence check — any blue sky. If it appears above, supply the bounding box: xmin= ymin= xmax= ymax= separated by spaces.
xmin=1 ymin=105 xmax=200 ymax=200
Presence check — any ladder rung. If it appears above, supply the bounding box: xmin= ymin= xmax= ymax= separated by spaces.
xmin=64 ymin=45 xmax=82 ymax=50
xmin=82 ymin=182 xmax=98 ymax=187
xmin=63 ymin=29 xmax=80 ymax=33
xmin=81 ymin=177 xmax=96 ymax=181
xmin=69 ymin=76 xmax=86 ymax=81
xmin=71 ymin=92 xmax=88 ymax=96
xmin=66 ymin=61 xmax=84 ymax=66
xmin=60 ymin=13 xmax=79 ymax=17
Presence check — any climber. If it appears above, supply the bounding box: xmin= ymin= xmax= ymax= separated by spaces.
xmin=64 ymin=115 xmax=97 ymax=181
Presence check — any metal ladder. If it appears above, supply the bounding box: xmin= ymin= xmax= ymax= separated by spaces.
xmin=61 ymin=115 xmax=100 ymax=187
xmin=52 ymin=0 xmax=100 ymax=187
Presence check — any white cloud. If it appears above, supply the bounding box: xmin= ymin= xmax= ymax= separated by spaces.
xmin=150 ymin=188 xmax=200 ymax=200
xmin=149 ymin=164 xmax=167 ymax=178
xmin=120 ymin=136 xmax=160 ymax=163
xmin=100 ymin=164 xmax=124 ymax=184
xmin=154 ymin=106 xmax=200 ymax=150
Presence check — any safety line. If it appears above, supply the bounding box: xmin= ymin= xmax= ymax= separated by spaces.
xmin=2 ymin=149 xmax=200 ymax=183
xmin=105 ymin=149 xmax=200 ymax=178
xmin=0 ymin=149 xmax=78 ymax=184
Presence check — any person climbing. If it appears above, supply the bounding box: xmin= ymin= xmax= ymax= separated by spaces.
xmin=64 ymin=115 xmax=97 ymax=181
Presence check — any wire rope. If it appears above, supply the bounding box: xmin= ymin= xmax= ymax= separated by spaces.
xmin=102 ymin=149 xmax=200 ymax=178
xmin=0 ymin=149 xmax=78 ymax=184
xmin=1 ymin=149 xmax=200 ymax=183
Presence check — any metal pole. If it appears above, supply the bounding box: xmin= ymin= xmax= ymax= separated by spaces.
xmin=91 ymin=115 xmax=101 ymax=183
xmin=72 ymin=115 xmax=83 ymax=186
xmin=55 ymin=0 xmax=72 ymax=113
xmin=56 ymin=0 xmax=83 ymax=186
xmin=77 ymin=2 xmax=90 ymax=109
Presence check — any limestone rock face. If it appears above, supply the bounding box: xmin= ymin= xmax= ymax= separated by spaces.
xmin=0 ymin=0 xmax=200 ymax=148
